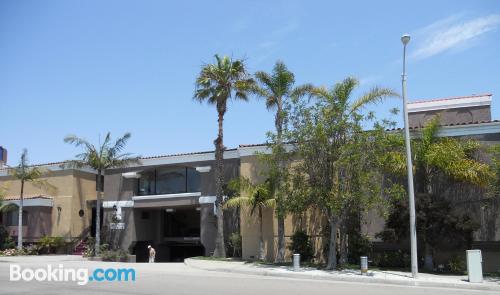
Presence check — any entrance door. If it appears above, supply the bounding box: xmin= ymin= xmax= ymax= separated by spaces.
xmin=90 ymin=207 xmax=103 ymax=238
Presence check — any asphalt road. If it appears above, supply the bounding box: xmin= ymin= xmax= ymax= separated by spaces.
xmin=0 ymin=256 xmax=496 ymax=295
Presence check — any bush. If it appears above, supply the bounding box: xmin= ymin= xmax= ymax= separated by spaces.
xmin=101 ymin=249 xmax=129 ymax=262
xmin=82 ymin=237 xmax=95 ymax=257
xmin=24 ymin=244 xmax=41 ymax=255
xmin=38 ymin=236 xmax=65 ymax=254
xmin=288 ymin=230 xmax=314 ymax=262
xmin=372 ymin=250 xmax=410 ymax=268
xmin=0 ymin=246 xmax=38 ymax=256
xmin=0 ymin=225 xmax=15 ymax=250
xmin=347 ymin=233 xmax=372 ymax=264
xmin=448 ymin=255 xmax=466 ymax=274
xmin=228 ymin=233 xmax=242 ymax=258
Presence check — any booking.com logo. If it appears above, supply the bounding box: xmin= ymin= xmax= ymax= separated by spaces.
xmin=10 ymin=264 xmax=136 ymax=285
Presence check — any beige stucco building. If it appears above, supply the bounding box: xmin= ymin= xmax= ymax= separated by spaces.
xmin=0 ymin=163 xmax=98 ymax=243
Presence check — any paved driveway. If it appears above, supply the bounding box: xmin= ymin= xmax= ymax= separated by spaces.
xmin=0 ymin=256 xmax=496 ymax=294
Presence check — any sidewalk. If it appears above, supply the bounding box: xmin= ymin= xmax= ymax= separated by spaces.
xmin=184 ymin=258 xmax=500 ymax=292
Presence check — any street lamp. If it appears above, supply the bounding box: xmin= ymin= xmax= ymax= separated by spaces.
xmin=401 ymin=34 xmax=418 ymax=278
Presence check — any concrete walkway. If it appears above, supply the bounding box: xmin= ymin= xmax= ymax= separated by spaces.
xmin=184 ymin=258 xmax=500 ymax=292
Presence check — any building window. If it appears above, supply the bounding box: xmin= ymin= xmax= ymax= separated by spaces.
xmin=187 ymin=168 xmax=201 ymax=193
xmin=137 ymin=167 xmax=200 ymax=196
xmin=156 ymin=167 xmax=186 ymax=195
xmin=95 ymin=175 xmax=104 ymax=192
xmin=138 ymin=170 xmax=155 ymax=196
xmin=5 ymin=210 xmax=28 ymax=226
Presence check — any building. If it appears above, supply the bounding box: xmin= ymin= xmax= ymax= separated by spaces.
xmin=0 ymin=162 xmax=98 ymax=244
xmin=1 ymin=93 xmax=499 ymax=269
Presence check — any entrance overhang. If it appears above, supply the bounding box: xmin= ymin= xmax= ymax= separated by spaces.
xmin=132 ymin=192 xmax=201 ymax=208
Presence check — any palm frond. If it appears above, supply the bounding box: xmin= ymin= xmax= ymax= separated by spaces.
xmin=225 ymin=196 xmax=251 ymax=209
xmin=351 ymin=87 xmax=400 ymax=113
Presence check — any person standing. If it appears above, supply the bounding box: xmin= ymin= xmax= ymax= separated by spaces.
xmin=148 ymin=245 xmax=156 ymax=263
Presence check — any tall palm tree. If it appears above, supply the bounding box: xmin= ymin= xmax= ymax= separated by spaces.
xmin=254 ymin=61 xmax=312 ymax=262
xmin=225 ymin=178 xmax=275 ymax=260
xmin=64 ymin=132 xmax=139 ymax=255
xmin=10 ymin=149 xmax=55 ymax=249
xmin=194 ymin=54 xmax=255 ymax=257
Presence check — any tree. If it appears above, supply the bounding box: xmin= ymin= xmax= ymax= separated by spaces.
xmin=10 ymin=149 xmax=55 ymax=249
xmin=254 ymin=61 xmax=312 ymax=262
xmin=381 ymin=117 xmax=493 ymax=270
xmin=225 ymin=178 xmax=275 ymax=260
xmin=194 ymin=54 xmax=255 ymax=257
xmin=286 ymin=77 xmax=398 ymax=269
xmin=64 ymin=132 xmax=139 ymax=255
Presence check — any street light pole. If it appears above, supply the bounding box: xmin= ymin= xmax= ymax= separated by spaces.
xmin=401 ymin=34 xmax=418 ymax=278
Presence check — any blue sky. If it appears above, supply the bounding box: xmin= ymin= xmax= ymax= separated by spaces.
xmin=1 ymin=0 xmax=499 ymax=165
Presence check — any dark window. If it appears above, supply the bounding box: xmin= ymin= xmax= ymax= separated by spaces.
xmin=95 ymin=175 xmax=104 ymax=192
xmin=5 ymin=210 xmax=28 ymax=226
xmin=138 ymin=170 xmax=155 ymax=196
xmin=156 ymin=167 xmax=186 ymax=195
xmin=137 ymin=167 xmax=201 ymax=196
xmin=141 ymin=211 xmax=150 ymax=219
xmin=187 ymin=168 xmax=201 ymax=192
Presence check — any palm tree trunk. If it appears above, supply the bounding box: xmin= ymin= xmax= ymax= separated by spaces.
xmin=326 ymin=214 xmax=340 ymax=270
xmin=258 ymin=206 xmax=265 ymax=260
xmin=275 ymin=100 xmax=286 ymax=263
xmin=95 ymin=169 xmax=102 ymax=255
xmin=213 ymin=111 xmax=226 ymax=257
xmin=17 ymin=179 xmax=24 ymax=250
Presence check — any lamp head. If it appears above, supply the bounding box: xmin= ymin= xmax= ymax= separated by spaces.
xmin=401 ymin=34 xmax=411 ymax=45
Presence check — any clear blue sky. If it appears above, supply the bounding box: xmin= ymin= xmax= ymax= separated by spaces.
xmin=1 ymin=0 xmax=499 ymax=165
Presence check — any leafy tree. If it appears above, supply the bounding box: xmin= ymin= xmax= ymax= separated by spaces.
xmin=381 ymin=117 xmax=493 ymax=270
xmin=0 ymin=187 xmax=16 ymax=250
xmin=64 ymin=132 xmax=139 ymax=255
xmin=286 ymin=77 xmax=398 ymax=269
xmin=225 ymin=177 xmax=275 ymax=260
xmin=194 ymin=54 xmax=255 ymax=257
xmin=10 ymin=149 xmax=56 ymax=249
xmin=254 ymin=61 xmax=312 ymax=262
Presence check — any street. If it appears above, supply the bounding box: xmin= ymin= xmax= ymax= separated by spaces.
xmin=0 ymin=256 xmax=496 ymax=295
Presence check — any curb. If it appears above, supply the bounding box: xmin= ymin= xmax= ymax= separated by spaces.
xmin=184 ymin=258 xmax=500 ymax=292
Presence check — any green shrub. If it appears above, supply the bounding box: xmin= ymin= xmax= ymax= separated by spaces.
xmin=228 ymin=233 xmax=242 ymax=258
xmin=83 ymin=237 xmax=95 ymax=257
xmin=288 ymin=230 xmax=314 ymax=262
xmin=24 ymin=244 xmax=41 ymax=255
xmin=372 ymin=250 xmax=410 ymax=268
xmin=448 ymin=255 xmax=466 ymax=274
xmin=101 ymin=250 xmax=117 ymax=261
xmin=38 ymin=236 xmax=65 ymax=254
xmin=101 ymin=249 xmax=129 ymax=262
xmin=0 ymin=225 xmax=15 ymax=250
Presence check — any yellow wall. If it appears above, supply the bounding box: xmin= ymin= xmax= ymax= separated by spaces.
xmin=0 ymin=169 xmax=96 ymax=241
xmin=239 ymin=155 xmax=328 ymax=261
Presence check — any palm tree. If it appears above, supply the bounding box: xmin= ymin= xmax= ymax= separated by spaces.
xmin=384 ymin=116 xmax=492 ymax=270
xmin=64 ymin=132 xmax=139 ymax=255
xmin=194 ymin=54 xmax=255 ymax=257
xmin=225 ymin=178 xmax=275 ymax=260
xmin=10 ymin=149 xmax=55 ymax=249
xmin=254 ymin=61 xmax=312 ymax=262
